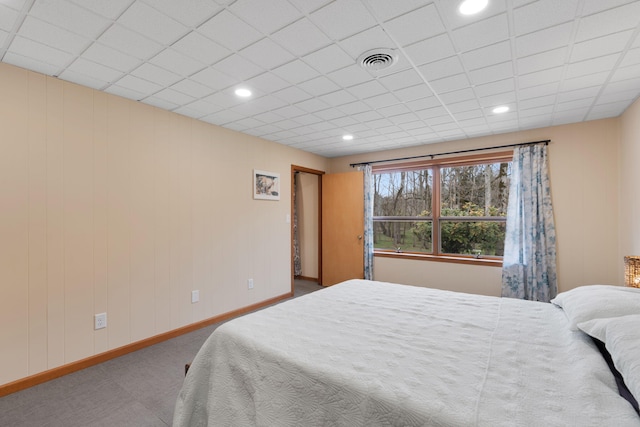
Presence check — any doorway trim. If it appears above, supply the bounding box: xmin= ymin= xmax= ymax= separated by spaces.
xmin=291 ymin=165 xmax=325 ymax=293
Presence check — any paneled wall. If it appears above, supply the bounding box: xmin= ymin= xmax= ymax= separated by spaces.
xmin=0 ymin=63 xmax=328 ymax=385
xmin=620 ymin=97 xmax=640 ymax=272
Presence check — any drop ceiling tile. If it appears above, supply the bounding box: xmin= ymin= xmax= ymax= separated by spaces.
xmin=201 ymin=109 xmax=245 ymax=125
xmin=439 ymin=87 xmax=475 ymax=103
xmin=272 ymin=104 xmax=307 ymax=119
xmin=451 ymin=14 xmax=509 ymax=53
xmin=303 ymin=44 xmax=355 ymax=74
xmin=611 ymin=63 xmax=640 ymax=82
xmin=197 ymin=10 xmax=262 ymax=51
xmin=469 ymin=61 xmax=513 ymax=86
xmin=272 ymin=86 xmax=312 ymax=104
xmin=213 ymin=53 xmax=265 ymax=80
xmin=382 ymin=3 xmax=444 ymax=47
xmin=150 ymin=48 xmax=206 ymax=77
xmin=565 ymin=53 xmax=620 ymax=79
xmin=0 ymin=5 xmax=16 ymax=31
xmin=131 ymin=62 xmax=182 ymax=86
xmin=556 ymin=97 xmax=595 ymax=112
xmin=68 ymin=0 xmax=133 ymax=19
xmin=253 ymin=111 xmax=286 ymax=123
xmin=291 ymin=114 xmax=323 ymax=126
xmin=271 ymin=18 xmax=331 ymax=57
xmin=118 ymin=2 xmax=188 ymax=45
xmin=517 ymin=48 xmax=566 ymax=75
xmin=378 ymin=68 xmax=423 ymax=91
xmin=81 ymin=42 xmax=141 ymax=72
xmin=588 ymin=100 xmax=632 ymax=119
xmin=403 ymin=33 xmax=456 ymax=66
xmin=515 ymin=22 xmax=572 ymax=58
xmin=98 ymin=24 xmax=163 ymax=60
xmin=520 ymin=105 xmax=554 ymax=118
xmin=518 ymin=67 xmax=563 ymax=89
xmin=191 ymin=67 xmax=236 ymax=91
xmin=66 ymin=57 xmax=123 ymax=84
xmin=8 ymin=36 xmax=73 ymax=69
xmin=327 ymin=64 xmax=372 ymax=88
xmin=142 ymin=0 xmax=221 ymax=27
xmin=337 ymin=100 xmax=375 ymax=115
xmin=575 ymin=2 xmax=640 ymax=42
xmin=272 ymin=59 xmax=319 ymax=84
xmin=393 ymin=84 xmax=432 ymax=102
xmin=513 ymin=0 xmax=579 ymax=35
xmin=318 ymin=89 xmax=357 ymax=107
xmin=286 ymin=0 xmax=332 ymax=14
xmin=171 ymin=79 xmax=215 ymax=98
xmin=183 ymin=99 xmax=224 ymax=116
xmin=518 ymin=82 xmax=559 ymax=100
xmin=29 ymin=0 xmax=110 ymax=39
xmin=600 ymin=77 xmax=640 ymax=96
xmin=116 ymin=74 xmax=163 ymax=95
xmin=570 ymin=30 xmax=633 ymax=63
xmin=415 ymin=106 xmax=449 ymax=120
xmin=239 ymin=38 xmax=295 ymax=71
xmin=620 ymin=47 xmax=640 ymax=67
xmin=245 ymin=72 xmax=290 ymax=94
xmin=557 ymin=86 xmax=601 ymax=103
xmin=0 ymin=0 xmax=26 ymax=12
xmin=337 ymin=26 xmax=396 ymax=59
xmin=231 ymin=96 xmax=287 ymax=116
xmin=151 ymin=89 xmax=196 ymax=109
xmin=366 ymin=118 xmax=394 ymax=129
xmin=203 ymin=91 xmax=245 ymax=109
xmin=406 ymin=96 xmax=442 ymax=111
xmin=552 ymin=109 xmax=588 ymax=125
xmin=478 ymin=92 xmax=516 ymax=108
xmin=429 ymin=73 xmax=470 ymax=94
xmin=474 ymin=78 xmax=515 ymax=97
xmin=598 ymin=90 xmax=638 ymax=105
xmin=387 ymin=112 xmax=420 ymax=125
xmin=310 ymin=0 xmax=377 ymax=41
xmin=366 ymin=0 xmax=430 ymax=21
xmin=453 ymin=109 xmax=484 ymax=121
xmin=582 ymin=0 xmax=638 ymax=15
xmin=418 ymin=56 xmax=464 ymax=81
xmin=364 ymin=92 xmax=400 ymax=109
xmin=172 ymin=32 xmax=231 ymax=65
xmin=447 ymin=99 xmax=481 ymax=114
xmin=561 ymin=72 xmax=609 ymax=92
xmin=519 ymin=95 xmax=556 ymax=110
xmin=461 ymin=41 xmax=511 ymax=71
xmin=18 ymin=16 xmax=90 ymax=54
xmin=294 ymin=98 xmax=330 ymax=113
xmin=229 ymin=0 xmax=300 ymax=35
xmin=315 ymin=107 xmax=350 ymax=120
xmin=298 ymin=76 xmax=341 ymax=96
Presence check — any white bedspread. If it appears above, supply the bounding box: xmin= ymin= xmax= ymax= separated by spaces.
xmin=173 ymin=280 xmax=640 ymax=426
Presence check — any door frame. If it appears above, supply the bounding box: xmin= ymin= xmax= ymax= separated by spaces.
xmin=290 ymin=165 xmax=325 ymax=293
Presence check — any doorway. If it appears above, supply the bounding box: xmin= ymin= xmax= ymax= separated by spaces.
xmin=291 ymin=165 xmax=324 ymax=293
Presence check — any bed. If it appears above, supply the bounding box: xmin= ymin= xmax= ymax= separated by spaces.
xmin=173 ymin=279 xmax=640 ymax=426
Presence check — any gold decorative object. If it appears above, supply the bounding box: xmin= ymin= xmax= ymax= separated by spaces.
xmin=624 ymin=256 xmax=640 ymax=287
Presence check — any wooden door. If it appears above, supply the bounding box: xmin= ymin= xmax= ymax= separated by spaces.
xmin=322 ymin=171 xmax=364 ymax=286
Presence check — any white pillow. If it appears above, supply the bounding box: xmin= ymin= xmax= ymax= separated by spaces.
xmin=550 ymin=285 xmax=640 ymax=330
xmin=578 ymin=314 xmax=640 ymax=403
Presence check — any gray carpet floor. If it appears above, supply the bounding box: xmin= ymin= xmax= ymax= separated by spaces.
xmin=0 ymin=279 xmax=322 ymax=427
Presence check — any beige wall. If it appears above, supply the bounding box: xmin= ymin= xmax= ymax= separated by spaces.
xmin=296 ymin=173 xmax=319 ymax=279
xmin=0 ymin=63 xmax=328 ymax=386
xmin=330 ymin=118 xmax=622 ymax=296
xmin=620 ymin=97 xmax=640 ymax=276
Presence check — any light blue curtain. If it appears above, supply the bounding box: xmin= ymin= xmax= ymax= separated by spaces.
xmin=358 ymin=165 xmax=374 ymax=280
xmin=501 ymin=144 xmax=557 ymax=302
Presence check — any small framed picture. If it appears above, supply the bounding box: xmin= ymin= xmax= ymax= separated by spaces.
xmin=253 ymin=169 xmax=280 ymax=200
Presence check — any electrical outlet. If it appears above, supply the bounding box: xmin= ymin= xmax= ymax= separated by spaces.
xmin=248 ymin=278 xmax=254 ymax=290
xmin=191 ymin=290 xmax=200 ymax=303
xmin=95 ymin=313 xmax=107 ymax=330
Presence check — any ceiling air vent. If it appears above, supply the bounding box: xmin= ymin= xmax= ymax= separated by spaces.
xmin=357 ymin=48 xmax=398 ymax=73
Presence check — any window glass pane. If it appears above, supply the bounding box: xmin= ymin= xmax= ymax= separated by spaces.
xmin=440 ymin=221 xmax=506 ymax=256
xmin=373 ymin=170 xmax=432 ymax=217
xmin=440 ymin=162 xmax=511 ymax=217
xmin=374 ymin=220 xmax=432 ymax=253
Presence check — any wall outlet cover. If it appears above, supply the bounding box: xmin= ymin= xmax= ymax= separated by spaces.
xmin=95 ymin=313 xmax=107 ymax=330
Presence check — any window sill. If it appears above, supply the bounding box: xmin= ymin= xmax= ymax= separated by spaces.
xmin=374 ymin=251 xmax=503 ymax=267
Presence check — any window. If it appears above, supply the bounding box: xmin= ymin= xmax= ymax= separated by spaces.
xmin=373 ymin=152 xmax=512 ymax=261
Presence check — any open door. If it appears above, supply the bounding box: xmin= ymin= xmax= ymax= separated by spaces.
xmin=321 ymin=171 xmax=364 ymax=286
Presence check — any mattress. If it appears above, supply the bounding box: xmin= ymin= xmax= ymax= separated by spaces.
xmin=173 ymin=279 xmax=640 ymax=426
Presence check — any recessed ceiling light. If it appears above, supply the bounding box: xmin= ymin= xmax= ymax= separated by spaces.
xmin=235 ymin=88 xmax=252 ymax=98
xmin=459 ymin=0 xmax=488 ymax=15
xmin=342 ymin=134 xmax=354 ymax=141
xmin=492 ymin=105 xmax=509 ymax=114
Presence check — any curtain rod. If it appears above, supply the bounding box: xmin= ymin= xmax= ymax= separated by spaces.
xmin=349 ymin=139 xmax=550 ymax=168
